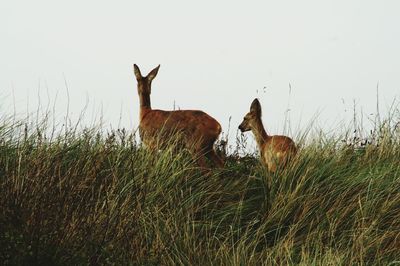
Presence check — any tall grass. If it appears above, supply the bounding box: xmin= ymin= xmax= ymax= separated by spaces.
xmin=0 ymin=111 xmax=399 ymax=265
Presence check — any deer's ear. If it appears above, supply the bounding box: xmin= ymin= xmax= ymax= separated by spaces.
xmin=133 ymin=64 xmax=142 ymax=80
xmin=250 ymin=98 xmax=262 ymax=116
xmin=147 ymin=65 xmax=160 ymax=82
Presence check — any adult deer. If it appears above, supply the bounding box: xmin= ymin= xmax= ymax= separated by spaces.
xmin=239 ymin=99 xmax=297 ymax=172
xmin=133 ymin=64 xmax=224 ymax=167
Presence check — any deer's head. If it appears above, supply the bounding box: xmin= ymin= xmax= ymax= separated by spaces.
xmin=238 ymin=98 xmax=262 ymax=132
xmin=133 ymin=64 xmax=160 ymax=95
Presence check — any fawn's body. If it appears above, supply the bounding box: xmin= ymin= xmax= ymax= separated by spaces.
xmin=134 ymin=64 xmax=223 ymax=167
xmin=239 ymin=99 xmax=296 ymax=172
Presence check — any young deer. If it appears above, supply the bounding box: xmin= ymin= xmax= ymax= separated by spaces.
xmin=133 ymin=64 xmax=224 ymax=167
xmin=239 ymin=99 xmax=297 ymax=172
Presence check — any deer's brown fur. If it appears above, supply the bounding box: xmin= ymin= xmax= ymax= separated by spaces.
xmin=134 ymin=64 xmax=223 ymax=167
xmin=239 ymin=98 xmax=296 ymax=172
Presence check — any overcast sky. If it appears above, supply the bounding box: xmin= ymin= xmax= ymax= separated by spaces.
xmin=1 ymin=0 xmax=399 ymax=143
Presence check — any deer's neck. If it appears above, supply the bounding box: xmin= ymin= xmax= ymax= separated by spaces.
xmin=252 ymin=117 xmax=269 ymax=151
xmin=139 ymin=93 xmax=152 ymax=121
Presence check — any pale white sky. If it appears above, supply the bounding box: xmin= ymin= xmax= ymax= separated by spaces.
xmin=1 ymin=1 xmax=399 ymax=143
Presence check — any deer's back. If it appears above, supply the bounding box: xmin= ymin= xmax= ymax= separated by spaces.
xmin=264 ymin=135 xmax=296 ymax=154
xmin=140 ymin=109 xmax=221 ymax=147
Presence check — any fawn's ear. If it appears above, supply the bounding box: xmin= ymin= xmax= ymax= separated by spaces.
xmin=250 ymin=98 xmax=262 ymax=116
xmin=147 ymin=65 xmax=160 ymax=82
xmin=133 ymin=64 xmax=142 ymax=80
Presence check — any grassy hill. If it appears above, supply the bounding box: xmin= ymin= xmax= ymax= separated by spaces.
xmin=1 ymin=117 xmax=399 ymax=265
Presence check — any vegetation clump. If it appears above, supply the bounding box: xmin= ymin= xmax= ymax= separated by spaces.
xmin=0 ymin=113 xmax=399 ymax=265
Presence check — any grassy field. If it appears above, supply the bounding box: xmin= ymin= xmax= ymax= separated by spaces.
xmin=0 ymin=113 xmax=399 ymax=265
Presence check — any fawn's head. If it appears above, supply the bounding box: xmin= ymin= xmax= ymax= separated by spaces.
xmin=238 ymin=98 xmax=262 ymax=132
xmin=133 ymin=64 xmax=160 ymax=95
